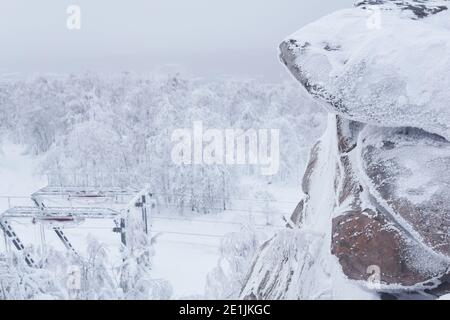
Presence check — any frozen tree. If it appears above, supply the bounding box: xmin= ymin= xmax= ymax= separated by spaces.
xmin=114 ymin=202 xmax=172 ymax=300
xmin=205 ymin=227 xmax=260 ymax=299
xmin=0 ymin=251 xmax=67 ymax=300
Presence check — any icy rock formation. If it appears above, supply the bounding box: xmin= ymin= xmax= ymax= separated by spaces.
xmin=242 ymin=0 xmax=450 ymax=299
xmin=279 ymin=0 xmax=450 ymax=140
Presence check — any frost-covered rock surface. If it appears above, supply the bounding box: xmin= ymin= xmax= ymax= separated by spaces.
xmin=241 ymin=117 xmax=377 ymax=299
xmin=360 ymin=127 xmax=450 ymax=257
xmin=243 ymin=0 xmax=450 ymax=300
xmin=279 ymin=0 xmax=450 ymax=140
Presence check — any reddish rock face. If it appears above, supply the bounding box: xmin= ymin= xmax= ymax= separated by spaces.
xmin=332 ymin=210 xmax=440 ymax=287
xmin=360 ymin=127 xmax=450 ymax=258
xmin=329 ymin=118 xmax=449 ymax=289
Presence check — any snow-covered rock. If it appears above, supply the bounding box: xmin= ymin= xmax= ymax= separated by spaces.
xmin=241 ymin=116 xmax=377 ymax=300
xmin=243 ymin=0 xmax=450 ymax=299
xmin=331 ymin=119 xmax=449 ymax=290
xmin=279 ymin=0 xmax=450 ymax=140
xmin=243 ymin=116 xmax=450 ymax=298
xmin=359 ymin=126 xmax=450 ymax=258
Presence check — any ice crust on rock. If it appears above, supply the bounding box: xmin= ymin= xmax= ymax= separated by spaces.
xmin=279 ymin=0 xmax=450 ymax=140
xmin=359 ymin=126 xmax=450 ymax=257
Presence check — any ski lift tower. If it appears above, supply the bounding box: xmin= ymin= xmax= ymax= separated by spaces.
xmin=0 ymin=171 xmax=156 ymax=267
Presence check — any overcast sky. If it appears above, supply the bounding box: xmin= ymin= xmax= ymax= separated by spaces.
xmin=0 ymin=0 xmax=354 ymax=80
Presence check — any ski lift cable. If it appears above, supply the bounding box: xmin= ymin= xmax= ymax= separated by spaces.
xmin=0 ymin=193 xmax=299 ymax=204
xmin=157 ymin=239 xmax=220 ymax=249
xmin=149 ymin=192 xmax=299 ymax=204
xmin=73 ymin=225 xmax=283 ymax=238
xmin=151 ymin=216 xmax=284 ymax=228
xmin=161 ymin=204 xmax=292 ymax=216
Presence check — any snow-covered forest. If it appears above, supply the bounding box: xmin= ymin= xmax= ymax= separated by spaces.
xmin=0 ymin=73 xmax=324 ymax=212
xmin=0 ymin=73 xmax=324 ymax=299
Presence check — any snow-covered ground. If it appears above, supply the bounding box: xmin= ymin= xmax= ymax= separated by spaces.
xmin=0 ymin=143 xmax=300 ymax=298
xmin=0 ymin=143 xmax=46 ymax=209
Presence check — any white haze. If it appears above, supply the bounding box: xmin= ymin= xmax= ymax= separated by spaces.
xmin=0 ymin=0 xmax=354 ymax=80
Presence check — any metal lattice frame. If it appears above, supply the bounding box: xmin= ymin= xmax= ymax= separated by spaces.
xmin=1 ymin=182 xmax=154 ymax=267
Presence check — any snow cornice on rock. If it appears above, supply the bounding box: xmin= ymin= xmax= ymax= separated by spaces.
xmin=355 ymin=0 xmax=448 ymax=19
xmin=279 ymin=0 xmax=450 ymax=141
